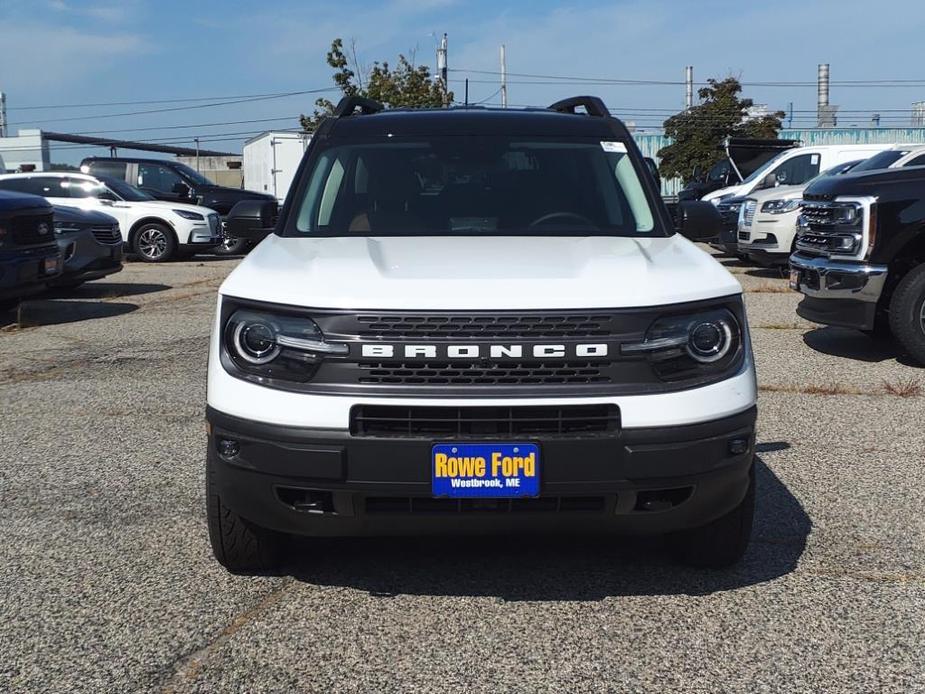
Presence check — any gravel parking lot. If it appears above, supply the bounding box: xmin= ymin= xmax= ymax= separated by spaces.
xmin=1 ymin=248 xmax=923 ymax=693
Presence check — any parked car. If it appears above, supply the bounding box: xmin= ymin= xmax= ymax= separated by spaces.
xmin=0 ymin=190 xmax=62 ymax=310
xmin=0 ymin=173 xmax=222 ymax=262
xmin=677 ymin=137 xmax=799 ymax=201
xmin=790 ymin=166 xmax=925 ymax=362
xmin=205 ymin=95 xmax=756 ymax=573
xmin=80 ymin=156 xmax=275 ymax=255
xmin=737 ymin=159 xmax=864 ymax=266
xmin=848 ymin=144 xmax=925 ymax=173
xmin=703 ymin=143 xmax=904 ymax=206
xmin=47 ymin=206 xmax=123 ymax=289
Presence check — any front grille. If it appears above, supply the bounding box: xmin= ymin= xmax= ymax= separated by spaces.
xmin=738 ymin=231 xmax=750 ymax=241
xmin=742 ymin=200 xmax=756 ymax=227
xmin=11 ymin=212 xmax=54 ymax=245
xmin=350 ymin=404 xmax=621 ymax=438
xmin=208 ymin=213 xmax=220 ymax=235
xmin=717 ymin=201 xmax=743 ymax=232
xmin=365 ymin=496 xmax=607 ymax=515
xmin=90 ymin=224 xmax=122 ymax=244
xmin=796 ymin=201 xmax=863 ymax=256
xmin=358 ymin=360 xmax=609 ymax=386
xmin=355 ymin=314 xmax=612 ymax=340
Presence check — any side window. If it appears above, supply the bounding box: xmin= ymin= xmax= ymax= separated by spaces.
xmin=0 ymin=177 xmax=68 ymax=197
xmin=773 ymin=154 xmax=820 ymax=186
xmin=63 ymin=178 xmax=104 ymax=198
xmin=88 ymin=161 xmax=127 ymax=180
xmin=137 ymin=163 xmax=184 ymax=193
xmin=903 ymin=154 xmax=925 ymax=167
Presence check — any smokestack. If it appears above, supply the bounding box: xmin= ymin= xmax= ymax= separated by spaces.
xmin=817 ymin=63 xmax=830 ymax=126
xmin=685 ymin=66 xmax=694 ymax=110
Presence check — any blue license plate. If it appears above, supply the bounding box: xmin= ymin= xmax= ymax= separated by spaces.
xmin=432 ymin=443 xmax=540 ymax=498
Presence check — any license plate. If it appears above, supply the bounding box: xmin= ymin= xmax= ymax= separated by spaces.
xmin=43 ymin=257 xmax=60 ymax=275
xmin=789 ymin=268 xmax=800 ymax=290
xmin=432 ymin=443 xmax=540 ymax=498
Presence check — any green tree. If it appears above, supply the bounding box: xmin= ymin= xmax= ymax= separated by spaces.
xmin=657 ymin=77 xmax=785 ymax=181
xmin=300 ymin=38 xmax=453 ymax=131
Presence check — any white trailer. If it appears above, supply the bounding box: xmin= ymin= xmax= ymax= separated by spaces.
xmin=243 ymin=131 xmax=310 ymax=203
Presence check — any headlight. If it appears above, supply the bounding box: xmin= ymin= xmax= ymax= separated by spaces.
xmin=761 ymin=199 xmax=802 ymax=215
xmin=622 ymin=308 xmax=742 ymax=381
xmin=173 ymin=209 xmax=205 ymax=221
xmin=832 ymin=203 xmax=862 ymax=226
xmin=224 ymin=308 xmax=347 ymax=383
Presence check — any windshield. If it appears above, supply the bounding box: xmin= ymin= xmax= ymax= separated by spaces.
xmin=291 ymin=138 xmax=656 ymax=237
xmin=850 ymin=150 xmax=908 ymax=173
xmin=740 ymin=150 xmax=790 ymax=185
xmin=100 ymin=176 xmax=155 ymax=201
xmin=173 ymin=163 xmax=214 ymax=186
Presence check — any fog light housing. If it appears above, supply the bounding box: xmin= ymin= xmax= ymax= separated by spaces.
xmin=217 ymin=438 xmax=240 ymax=458
xmin=728 ymin=437 xmax=749 ymax=456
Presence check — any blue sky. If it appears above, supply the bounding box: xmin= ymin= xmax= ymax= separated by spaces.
xmin=1 ymin=0 xmax=924 ymax=164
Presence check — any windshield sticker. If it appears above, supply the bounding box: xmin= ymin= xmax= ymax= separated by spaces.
xmin=601 ymin=141 xmax=628 ymax=153
xmin=811 ymin=154 xmax=820 ymax=165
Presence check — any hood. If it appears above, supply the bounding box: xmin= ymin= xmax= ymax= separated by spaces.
xmin=53 ymin=205 xmax=117 ymax=224
xmin=0 ymin=189 xmax=51 ymax=214
xmin=220 ymin=234 xmax=741 ymax=310
xmin=702 ymin=184 xmax=746 ymax=202
xmin=135 ymin=200 xmax=217 ymax=216
xmin=804 ymin=166 xmax=925 ymax=199
xmin=746 ymin=184 xmax=805 ymax=203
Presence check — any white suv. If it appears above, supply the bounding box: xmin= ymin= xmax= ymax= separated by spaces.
xmin=205 ymin=96 xmax=758 ymax=573
xmin=0 ymin=172 xmax=222 ymax=262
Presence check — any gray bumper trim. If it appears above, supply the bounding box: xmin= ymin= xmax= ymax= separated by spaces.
xmin=789 ymin=254 xmax=888 ymax=304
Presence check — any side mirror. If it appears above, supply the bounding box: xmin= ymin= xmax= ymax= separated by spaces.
xmin=760 ymin=172 xmax=778 ymax=190
xmin=676 ymin=200 xmax=721 ymax=241
xmin=172 ymin=182 xmax=192 ymax=198
xmin=225 ymin=199 xmax=278 ymax=240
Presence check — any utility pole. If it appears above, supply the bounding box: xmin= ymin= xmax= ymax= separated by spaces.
xmin=0 ymin=92 xmax=7 ymax=138
xmin=684 ymin=66 xmax=693 ymax=110
xmin=194 ymin=137 xmax=200 ymax=172
xmin=437 ymin=33 xmax=448 ymax=106
xmin=788 ymin=101 xmax=793 ymax=129
xmin=500 ymin=44 xmax=508 ymax=108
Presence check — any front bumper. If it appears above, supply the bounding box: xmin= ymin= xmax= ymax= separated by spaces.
xmin=49 ymin=231 xmax=123 ymax=286
xmin=789 ymin=253 xmax=888 ymax=330
xmin=206 ymin=405 xmax=757 ymax=537
xmin=0 ymin=244 xmax=63 ymax=301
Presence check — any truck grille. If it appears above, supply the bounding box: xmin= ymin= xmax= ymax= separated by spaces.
xmin=795 ymin=201 xmax=863 ymax=256
xmin=355 ymin=313 xmax=612 ymax=340
xmin=350 ymin=404 xmax=620 ymax=438
xmin=358 ymin=360 xmax=609 ymax=386
xmin=11 ymin=212 xmax=54 ymax=245
xmin=90 ymin=224 xmax=122 ymax=244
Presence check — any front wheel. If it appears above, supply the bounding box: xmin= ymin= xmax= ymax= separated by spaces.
xmin=889 ymin=264 xmax=925 ymax=365
xmin=133 ymin=223 xmax=177 ymax=262
xmin=668 ymin=463 xmax=755 ymax=568
xmin=206 ymin=455 xmax=282 ymax=574
xmin=213 ymin=236 xmax=249 ymax=256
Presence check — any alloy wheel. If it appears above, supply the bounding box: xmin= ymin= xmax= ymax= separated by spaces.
xmin=138 ymin=228 xmax=168 ymax=260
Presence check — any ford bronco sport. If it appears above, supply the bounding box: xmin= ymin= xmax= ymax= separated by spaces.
xmin=206 ymin=96 xmax=758 ymax=573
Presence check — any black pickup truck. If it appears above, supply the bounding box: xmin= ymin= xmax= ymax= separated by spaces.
xmin=790 ymin=166 xmax=925 ymax=363
xmin=0 ymin=191 xmax=63 ymax=310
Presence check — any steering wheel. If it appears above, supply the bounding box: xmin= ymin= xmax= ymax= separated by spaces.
xmin=528 ymin=212 xmax=598 ymax=229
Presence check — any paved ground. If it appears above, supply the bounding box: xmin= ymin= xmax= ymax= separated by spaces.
xmin=1 ymin=249 xmax=923 ymax=693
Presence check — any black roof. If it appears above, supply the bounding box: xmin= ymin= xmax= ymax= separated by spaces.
xmin=81 ymin=155 xmax=192 ymax=166
xmin=326 ymin=106 xmax=631 ymax=139
xmin=805 ymin=164 xmax=925 ymax=198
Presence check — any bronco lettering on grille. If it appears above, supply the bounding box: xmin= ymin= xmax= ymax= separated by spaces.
xmin=360 ymin=343 xmax=609 ymax=359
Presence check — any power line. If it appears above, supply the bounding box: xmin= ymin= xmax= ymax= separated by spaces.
xmin=5 ymin=88 xmax=336 ymax=128
xmin=9 ymin=90 xmax=327 ymax=112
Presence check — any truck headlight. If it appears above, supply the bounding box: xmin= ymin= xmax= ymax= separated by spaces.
xmin=761 ymin=199 xmax=801 ymax=214
xmin=224 ymin=308 xmax=347 ymax=382
xmin=622 ymin=308 xmax=743 ymax=380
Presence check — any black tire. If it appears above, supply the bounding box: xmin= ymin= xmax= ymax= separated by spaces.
xmin=668 ymin=463 xmax=755 ymax=568
xmin=132 ymin=223 xmax=177 ymax=262
xmin=213 ymin=236 xmax=249 ymax=256
xmin=888 ymin=265 xmax=925 ymax=365
xmin=206 ymin=454 xmax=282 ymax=573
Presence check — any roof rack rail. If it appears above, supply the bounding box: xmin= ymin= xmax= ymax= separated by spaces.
xmin=333 ymin=96 xmax=384 ymax=117
xmin=548 ymin=96 xmax=610 ymax=118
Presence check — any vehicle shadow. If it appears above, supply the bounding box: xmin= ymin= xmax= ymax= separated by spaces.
xmin=0 ymin=299 xmax=138 ymax=328
xmin=42 ymin=282 xmax=170 ymax=300
xmin=284 ymin=457 xmax=810 ymax=600
xmin=802 ymin=326 xmax=917 ymax=365
xmin=745 ymin=267 xmax=788 ymax=280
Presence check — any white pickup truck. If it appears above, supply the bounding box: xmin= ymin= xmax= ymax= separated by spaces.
xmin=205 ymin=96 xmax=758 ymax=573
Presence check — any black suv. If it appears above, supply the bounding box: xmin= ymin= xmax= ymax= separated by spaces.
xmin=0 ymin=191 xmax=62 ymax=309
xmin=79 ymin=156 xmax=275 ymax=254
